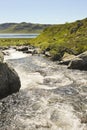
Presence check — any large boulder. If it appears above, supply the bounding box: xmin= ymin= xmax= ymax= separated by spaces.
xmin=0 ymin=52 xmax=21 ymax=99
xmin=68 ymin=51 xmax=87 ymax=70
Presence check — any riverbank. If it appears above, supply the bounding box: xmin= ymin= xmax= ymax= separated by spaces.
xmin=2 ymin=45 xmax=87 ymax=71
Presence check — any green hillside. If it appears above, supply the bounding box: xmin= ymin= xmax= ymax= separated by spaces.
xmin=0 ymin=22 xmax=51 ymax=33
xmin=31 ymin=18 xmax=87 ymax=60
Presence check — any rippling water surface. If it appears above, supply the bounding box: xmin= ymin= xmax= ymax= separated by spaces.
xmin=0 ymin=48 xmax=87 ymax=130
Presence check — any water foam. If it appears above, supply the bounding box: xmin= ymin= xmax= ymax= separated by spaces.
xmin=3 ymin=48 xmax=87 ymax=130
xmin=4 ymin=48 xmax=28 ymax=60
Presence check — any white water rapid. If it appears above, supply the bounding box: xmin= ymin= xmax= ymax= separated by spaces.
xmin=0 ymin=48 xmax=87 ymax=130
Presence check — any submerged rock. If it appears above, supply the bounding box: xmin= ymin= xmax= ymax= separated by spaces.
xmin=0 ymin=62 xmax=21 ymax=99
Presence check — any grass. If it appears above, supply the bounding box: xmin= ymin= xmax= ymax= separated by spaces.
xmin=29 ymin=18 xmax=87 ymax=60
xmin=0 ymin=38 xmax=32 ymax=46
xmin=0 ymin=18 xmax=87 ymax=61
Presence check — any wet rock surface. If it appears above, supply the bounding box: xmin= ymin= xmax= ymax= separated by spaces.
xmin=0 ymin=49 xmax=87 ymax=130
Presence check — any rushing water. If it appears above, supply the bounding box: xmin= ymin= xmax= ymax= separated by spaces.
xmin=0 ymin=33 xmax=39 ymax=38
xmin=0 ymin=48 xmax=87 ymax=130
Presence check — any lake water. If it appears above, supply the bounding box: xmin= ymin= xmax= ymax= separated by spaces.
xmin=0 ymin=33 xmax=39 ymax=38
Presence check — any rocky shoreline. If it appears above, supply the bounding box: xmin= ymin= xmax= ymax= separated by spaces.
xmin=2 ymin=45 xmax=87 ymax=70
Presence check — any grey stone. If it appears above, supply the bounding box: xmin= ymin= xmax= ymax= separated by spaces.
xmin=68 ymin=51 xmax=87 ymax=70
xmin=0 ymin=63 xmax=21 ymax=99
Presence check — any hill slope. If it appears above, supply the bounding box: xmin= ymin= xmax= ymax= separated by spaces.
xmin=31 ymin=18 xmax=87 ymax=60
xmin=0 ymin=22 xmax=51 ymax=33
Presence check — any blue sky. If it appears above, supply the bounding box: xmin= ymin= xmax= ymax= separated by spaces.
xmin=0 ymin=0 xmax=87 ymax=24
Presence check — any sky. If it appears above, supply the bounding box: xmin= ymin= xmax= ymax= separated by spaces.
xmin=0 ymin=0 xmax=87 ymax=24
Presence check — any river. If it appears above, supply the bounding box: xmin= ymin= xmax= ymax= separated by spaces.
xmin=0 ymin=48 xmax=87 ymax=130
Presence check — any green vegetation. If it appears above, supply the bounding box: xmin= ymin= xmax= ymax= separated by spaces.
xmin=0 ymin=22 xmax=51 ymax=33
xmin=0 ymin=38 xmax=32 ymax=46
xmin=0 ymin=18 xmax=87 ymax=61
xmin=30 ymin=18 xmax=87 ymax=60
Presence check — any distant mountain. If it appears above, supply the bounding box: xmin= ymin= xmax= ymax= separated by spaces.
xmin=0 ymin=22 xmax=51 ymax=33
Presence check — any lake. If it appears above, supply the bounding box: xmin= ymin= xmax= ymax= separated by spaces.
xmin=0 ymin=33 xmax=39 ymax=38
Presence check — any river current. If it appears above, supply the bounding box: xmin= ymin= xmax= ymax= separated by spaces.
xmin=0 ymin=48 xmax=87 ymax=130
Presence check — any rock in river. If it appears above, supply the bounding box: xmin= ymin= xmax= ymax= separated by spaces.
xmin=0 ymin=52 xmax=21 ymax=99
xmin=68 ymin=51 xmax=87 ymax=70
